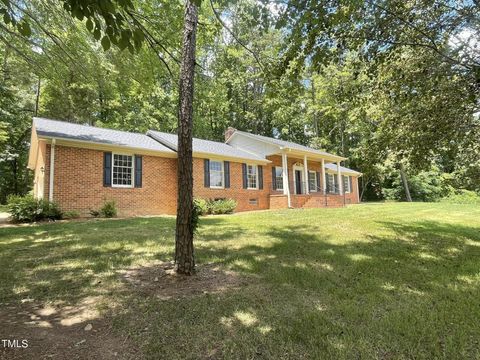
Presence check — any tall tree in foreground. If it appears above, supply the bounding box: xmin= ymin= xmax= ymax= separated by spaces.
xmin=175 ymin=0 xmax=199 ymax=275
xmin=0 ymin=0 xmax=200 ymax=274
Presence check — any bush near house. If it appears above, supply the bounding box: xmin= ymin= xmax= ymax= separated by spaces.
xmin=90 ymin=199 xmax=118 ymax=218
xmin=194 ymin=198 xmax=237 ymax=215
xmin=7 ymin=194 xmax=62 ymax=222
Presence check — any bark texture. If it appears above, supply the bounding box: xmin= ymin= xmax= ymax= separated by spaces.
xmin=175 ymin=0 xmax=199 ymax=275
xmin=399 ymin=163 xmax=412 ymax=202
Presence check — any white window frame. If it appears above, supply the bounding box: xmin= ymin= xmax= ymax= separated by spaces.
xmin=275 ymin=166 xmax=284 ymax=191
xmin=308 ymin=171 xmax=317 ymax=192
xmin=327 ymin=173 xmax=335 ymax=193
xmin=247 ymin=164 xmax=258 ymax=190
xmin=112 ymin=153 xmax=134 ymax=188
xmin=209 ymin=160 xmax=224 ymax=189
xmin=343 ymin=175 xmax=351 ymax=193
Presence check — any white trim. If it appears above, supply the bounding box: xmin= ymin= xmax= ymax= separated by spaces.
xmin=246 ymin=164 xmax=259 ymax=190
xmin=303 ymin=155 xmax=309 ymax=195
xmin=48 ymin=139 xmax=56 ymax=201
xmin=321 ymin=158 xmax=326 ymax=193
xmin=343 ymin=175 xmax=351 ymax=193
xmin=112 ymin=153 xmax=135 ymax=188
xmin=209 ymin=159 xmax=225 ymax=189
xmin=274 ymin=166 xmax=284 ymax=191
xmin=281 ymin=153 xmax=291 ymax=207
xmin=308 ymin=170 xmax=317 ymax=193
xmin=336 ymin=161 xmax=343 ymax=195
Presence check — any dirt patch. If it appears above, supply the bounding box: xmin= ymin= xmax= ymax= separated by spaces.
xmin=121 ymin=262 xmax=249 ymax=300
xmin=0 ymin=298 xmax=140 ymax=360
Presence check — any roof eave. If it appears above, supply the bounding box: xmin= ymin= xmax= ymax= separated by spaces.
xmin=37 ymin=135 xmax=177 ymax=157
xmin=193 ymin=151 xmax=270 ymax=164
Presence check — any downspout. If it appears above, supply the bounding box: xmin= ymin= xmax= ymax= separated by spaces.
xmin=49 ymin=138 xmax=56 ymax=202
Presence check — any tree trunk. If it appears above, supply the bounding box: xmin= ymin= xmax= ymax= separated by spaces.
xmin=399 ymin=163 xmax=412 ymax=202
xmin=175 ymin=0 xmax=199 ymax=275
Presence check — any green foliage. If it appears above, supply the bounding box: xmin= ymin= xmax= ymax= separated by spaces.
xmin=193 ymin=198 xmax=209 ymax=216
xmin=441 ymin=190 xmax=480 ymax=205
xmin=209 ymin=198 xmax=237 ymax=215
xmin=194 ymin=198 xmax=237 ymax=215
xmin=7 ymin=194 xmax=62 ymax=222
xmin=100 ymin=200 xmax=117 ymax=218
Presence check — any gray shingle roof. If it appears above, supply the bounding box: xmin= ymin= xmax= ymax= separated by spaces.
xmin=324 ymin=162 xmax=362 ymax=175
xmin=147 ymin=130 xmax=267 ymax=162
xmin=33 ymin=118 xmax=174 ymax=153
xmin=231 ymin=130 xmax=344 ymax=159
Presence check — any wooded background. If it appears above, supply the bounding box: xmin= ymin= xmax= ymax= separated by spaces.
xmin=0 ymin=0 xmax=479 ymax=203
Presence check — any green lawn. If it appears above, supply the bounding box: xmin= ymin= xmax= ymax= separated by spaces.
xmin=1 ymin=203 xmax=480 ymax=359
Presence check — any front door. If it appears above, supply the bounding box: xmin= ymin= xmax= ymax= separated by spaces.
xmin=295 ymin=170 xmax=302 ymax=194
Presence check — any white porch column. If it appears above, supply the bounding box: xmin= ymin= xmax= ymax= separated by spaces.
xmin=49 ymin=138 xmax=56 ymax=202
xmin=303 ymin=155 xmax=309 ymax=194
xmin=281 ymin=153 xmax=291 ymax=207
xmin=336 ymin=161 xmax=343 ymax=195
xmin=321 ymin=159 xmax=326 ymax=194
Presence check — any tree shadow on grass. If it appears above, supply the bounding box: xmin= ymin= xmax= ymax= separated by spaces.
xmin=134 ymin=217 xmax=480 ymax=359
xmin=1 ymin=215 xmax=480 ymax=359
xmin=0 ymin=217 xmax=178 ymax=305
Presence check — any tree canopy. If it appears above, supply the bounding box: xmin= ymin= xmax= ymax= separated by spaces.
xmin=0 ymin=0 xmax=479 ymax=203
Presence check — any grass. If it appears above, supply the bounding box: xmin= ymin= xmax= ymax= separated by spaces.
xmin=0 ymin=204 xmax=8 ymax=212
xmin=1 ymin=203 xmax=480 ymax=359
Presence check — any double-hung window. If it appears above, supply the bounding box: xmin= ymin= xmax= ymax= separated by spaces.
xmin=275 ymin=166 xmax=283 ymax=191
xmin=209 ymin=160 xmax=224 ymax=188
xmin=112 ymin=154 xmax=134 ymax=187
xmin=247 ymin=165 xmax=258 ymax=189
xmin=327 ymin=173 xmax=335 ymax=193
xmin=343 ymin=175 xmax=351 ymax=193
xmin=308 ymin=171 xmax=317 ymax=192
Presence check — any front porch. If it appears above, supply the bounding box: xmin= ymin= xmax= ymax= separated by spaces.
xmin=267 ymin=151 xmax=348 ymax=209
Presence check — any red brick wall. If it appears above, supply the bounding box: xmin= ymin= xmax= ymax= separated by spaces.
xmin=40 ymin=144 xmax=359 ymax=217
xmin=45 ymin=145 xmax=177 ymax=216
xmin=192 ymin=158 xmax=271 ymax=212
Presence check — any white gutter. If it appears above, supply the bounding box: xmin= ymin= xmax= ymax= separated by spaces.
xmin=49 ymin=138 xmax=56 ymax=202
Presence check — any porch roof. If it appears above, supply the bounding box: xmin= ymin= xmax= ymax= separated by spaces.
xmin=226 ymin=130 xmax=346 ymax=161
xmin=324 ymin=163 xmax=362 ymax=176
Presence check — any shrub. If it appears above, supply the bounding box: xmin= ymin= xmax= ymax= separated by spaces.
xmin=441 ymin=190 xmax=480 ymax=205
xmin=7 ymin=195 xmax=63 ymax=222
xmin=100 ymin=200 xmax=117 ymax=218
xmin=208 ymin=198 xmax=237 ymax=215
xmin=193 ymin=198 xmax=237 ymax=215
xmin=193 ymin=198 xmax=209 ymax=216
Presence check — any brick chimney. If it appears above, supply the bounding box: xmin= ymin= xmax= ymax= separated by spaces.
xmin=224 ymin=126 xmax=236 ymax=142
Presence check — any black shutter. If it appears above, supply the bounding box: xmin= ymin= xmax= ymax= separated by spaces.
xmin=316 ymin=172 xmax=321 ymax=191
xmin=242 ymin=163 xmax=247 ymax=189
xmin=224 ymin=161 xmax=230 ymax=188
xmin=103 ymin=152 xmax=112 ymax=187
xmin=134 ymin=155 xmax=142 ymax=188
xmin=204 ymin=159 xmax=210 ymax=187
xmin=258 ymin=165 xmax=263 ymax=190
xmin=271 ymin=167 xmax=277 ymax=190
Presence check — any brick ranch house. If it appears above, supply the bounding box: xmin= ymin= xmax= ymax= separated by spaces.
xmin=28 ymin=118 xmax=362 ymax=216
